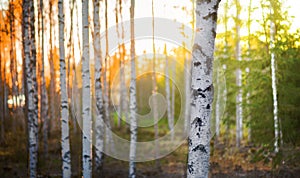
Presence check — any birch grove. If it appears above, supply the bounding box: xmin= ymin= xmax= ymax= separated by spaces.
xmin=2 ymin=0 xmax=300 ymax=177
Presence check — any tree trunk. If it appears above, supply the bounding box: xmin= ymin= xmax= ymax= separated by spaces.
xmin=82 ymin=0 xmax=92 ymax=177
xmin=93 ymin=0 xmax=104 ymax=175
xmin=151 ymin=0 xmax=160 ymax=169
xmin=59 ymin=0 xmax=72 ymax=177
xmin=235 ymin=0 xmax=243 ymax=148
xmin=129 ymin=0 xmax=137 ymax=177
xmin=270 ymin=5 xmax=279 ymax=153
xmin=187 ymin=0 xmax=220 ymax=177
xmin=49 ymin=1 xmax=56 ymax=133
xmin=103 ymin=0 xmax=114 ymax=152
xmin=23 ymin=0 xmax=39 ymax=176
xmin=164 ymin=45 xmax=172 ymax=137
xmin=39 ymin=0 xmax=49 ymax=158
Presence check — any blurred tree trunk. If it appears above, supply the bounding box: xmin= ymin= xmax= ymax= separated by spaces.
xmin=93 ymin=0 xmax=104 ymax=175
xmin=39 ymin=0 xmax=49 ymax=157
xmin=151 ymin=0 xmax=160 ymax=169
xmin=9 ymin=1 xmax=17 ymax=132
xmin=187 ymin=0 xmax=220 ymax=177
xmin=270 ymin=2 xmax=279 ymax=153
xmin=82 ymin=0 xmax=92 ymax=177
xmin=235 ymin=0 xmax=243 ymax=148
xmin=59 ymin=0 xmax=72 ymax=177
xmin=23 ymin=0 xmax=39 ymax=176
xmin=103 ymin=0 xmax=114 ymax=152
xmin=164 ymin=45 xmax=172 ymax=138
xmin=129 ymin=0 xmax=137 ymax=177
xmin=170 ymin=58 xmax=175 ymax=141
xmin=49 ymin=1 xmax=56 ymax=133
xmin=0 ymin=33 xmax=4 ymax=142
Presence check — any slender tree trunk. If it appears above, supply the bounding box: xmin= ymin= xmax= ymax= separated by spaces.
xmin=23 ymin=0 xmax=39 ymax=176
xmin=93 ymin=0 xmax=104 ymax=175
xmin=82 ymin=0 xmax=92 ymax=177
xmin=0 ymin=34 xmax=4 ymax=142
xmin=187 ymin=0 xmax=220 ymax=177
xmin=59 ymin=0 xmax=72 ymax=177
xmin=246 ymin=0 xmax=252 ymax=142
xmin=164 ymin=45 xmax=172 ymax=138
xmin=9 ymin=2 xmax=17 ymax=132
xmin=103 ymin=0 xmax=114 ymax=152
xmin=215 ymin=66 xmax=220 ymax=139
xmin=39 ymin=0 xmax=49 ymax=157
xmin=151 ymin=0 xmax=160 ymax=169
xmin=129 ymin=0 xmax=137 ymax=177
xmin=49 ymin=1 xmax=56 ymax=133
xmin=170 ymin=60 xmax=176 ymax=141
xmin=235 ymin=0 xmax=243 ymax=148
xmin=270 ymin=5 xmax=279 ymax=153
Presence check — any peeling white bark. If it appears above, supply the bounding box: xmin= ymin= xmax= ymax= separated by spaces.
xmin=59 ymin=0 xmax=72 ymax=177
xmin=23 ymin=0 xmax=39 ymax=176
xmin=187 ymin=0 xmax=220 ymax=177
xmin=82 ymin=0 xmax=92 ymax=177
xmin=129 ymin=0 xmax=137 ymax=177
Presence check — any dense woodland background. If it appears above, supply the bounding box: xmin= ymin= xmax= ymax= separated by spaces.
xmin=0 ymin=0 xmax=300 ymax=177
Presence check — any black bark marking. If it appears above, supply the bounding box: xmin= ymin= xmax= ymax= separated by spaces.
xmin=193 ymin=61 xmax=201 ymax=67
xmin=188 ymin=138 xmax=192 ymax=146
xmin=206 ymin=104 xmax=210 ymax=109
xmin=203 ymin=12 xmax=218 ymax=22
xmin=193 ymin=117 xmax=204 ymax=128
xmin=192 ymin=144 xmax=207 ymax=153
xmin=193 ymin=44 xmax=206 ymax=58
xmin=188 ymin=163 xmax=194 ymax=174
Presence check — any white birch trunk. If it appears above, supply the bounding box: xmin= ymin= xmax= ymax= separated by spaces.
xmin=187 ymin=0 xmax=220 ymax=177
xmin=129 ymin=0 xmax=137 ymax=177
xmin=235 ymin=0 xmax=243 ymax=147
xmin=59 ymin=0 xmax=72 ymax=177
xmin=270 ymin=9 xmax=279 ymax=153
xmin=82 ymin=0 xmax=92 ymax=177
xmin=164 ymin=45 xmax=172 ymax=138
xmin=23 ymin=0 xmax=39 ymax=176
xmin=93 ymin=0 xmax=104 ymax=174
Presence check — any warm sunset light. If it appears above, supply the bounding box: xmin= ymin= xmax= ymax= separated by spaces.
xmin=0 ymin=0 xmax=299 ymax=177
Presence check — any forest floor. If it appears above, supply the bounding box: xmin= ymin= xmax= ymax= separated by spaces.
xmin=0 ymin=126 xmax=300 ymax=178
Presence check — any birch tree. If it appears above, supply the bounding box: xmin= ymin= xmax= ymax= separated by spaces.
xmin=93 ymin=0 xmax=104 ymax=174
xmin=23 ymin=0 xmax=39 ymax=176
xmin=129 ymin=0 xmax=137 ymax=177
xmin=187 ymin=0 xmax=221 ymax=177
xmin=82 ymin=0 xmax=92 ymax=177
xmin=39 ymin=0 xmax=49 ymax=157
xmin=234 ymin=0 xmax=243 ymax=148
xmin=270 ymin=2 xmax=279 ymax=153
xmin=59 ymin=0 xmax=72 ymax=176
xmin=164 ymin=45 xmax=172 ymax=137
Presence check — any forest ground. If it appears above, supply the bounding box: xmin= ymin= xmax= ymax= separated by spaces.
xmin=0 ymin=121 xmax=299 ymax=178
